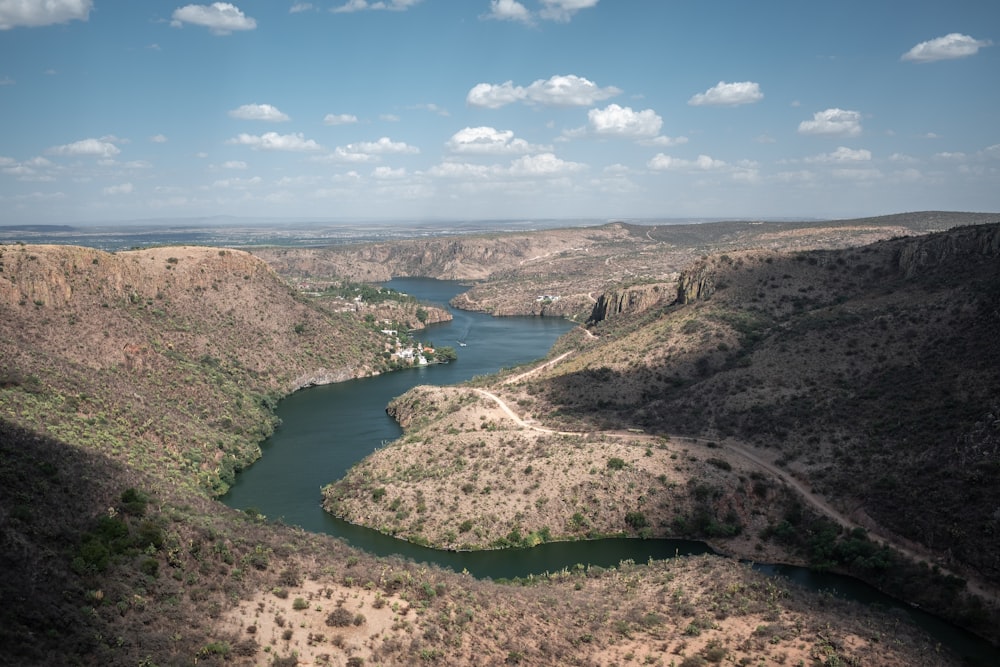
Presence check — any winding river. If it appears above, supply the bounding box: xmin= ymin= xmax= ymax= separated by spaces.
xmin=224 ymin=278 xmax=997 ymax=663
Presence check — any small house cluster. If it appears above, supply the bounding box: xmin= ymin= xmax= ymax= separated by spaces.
xmin=381 ymin=325 xmax=435 ymax=366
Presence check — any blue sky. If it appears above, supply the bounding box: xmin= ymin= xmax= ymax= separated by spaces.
xmin=1 ymin=1 xmax=997 ymax=224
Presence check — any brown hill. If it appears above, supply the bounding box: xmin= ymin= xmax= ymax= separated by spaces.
xmin=252 ymin=211 xmax=998 ymax=319
xmin=325 ymin=222 xmax=1000 ymax=644
xmin=0 ymin=227 xmax=996 ymax=665
xmin=0 ymin=243 xmax=385 ymax=494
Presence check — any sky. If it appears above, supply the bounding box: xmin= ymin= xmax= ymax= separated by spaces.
xmin=0 ymin=0 xmax=998 ymax=225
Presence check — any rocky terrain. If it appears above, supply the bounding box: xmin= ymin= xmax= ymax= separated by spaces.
xmin=252 ymin=211 xmax=998 ymax=320
xmin=1 ymin=214 xmax=998 ymax=665
xmin=326 ymin=221 xmax=1000 ymax=646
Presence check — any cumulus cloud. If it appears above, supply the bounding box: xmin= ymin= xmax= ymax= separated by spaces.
xmin=539 ymin=0 xmax=599 ymax=22
xmin=446 ymin=127 xmax=549 ymax=155
xmin=332 ymin=0 xmax=421 ymax=13
xmin=227 ymin=132 xmax=321 ymax=151
xmin=290 ymin=2 xmax=314 ymax=12
xmin=324 ymin=113 xmax=358 ymax=125
xmin=806 ymin=146 xmax=872 ymax=163
xmin=150 ymin=134 xmax=168 ymax=143
xmin=345 ymin=137 xmax=418 ymax=155
xmin=588 ymin=104 xmax=662 ymax=138
xmin=648 ymin=154 xmax=728 ymax=171
xmin=222 ymin=160 xmax=247 ymax=169
xmin=171 ymin=3 xmax=257 ymax=35
xmin=229 ymin=103 xmax=290 ymax=122
xmin=797 ymin=108 xmax=862 ymax=137
xmin=467 ymin=74 xmax=620 ymax=108
xmin=0 ymin=0 xmax=91 ymax=30
xmin=485 ymin=0 xmax=531 ymax=23
xmin=47 ymin=138 xmax=121 ymax=158
xmin=688 ymin=81 xmax=763 ymax=106
xmin=509 ymin=153 xmax=585 ymax=176
xmin=103 ymin=183 xmax=134 ymax=195
xmin=901 ymin=33 xmax=992 ymax=63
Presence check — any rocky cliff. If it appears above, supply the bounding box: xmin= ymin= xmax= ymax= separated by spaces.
xmin=894 ymin=222 xmax=1000 ymax=279
xmin=586 ymin=282 xmax=673 ymax=324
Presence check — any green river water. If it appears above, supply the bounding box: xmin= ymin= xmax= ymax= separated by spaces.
xmin=223 ymin=278 xmax=997 ymax=663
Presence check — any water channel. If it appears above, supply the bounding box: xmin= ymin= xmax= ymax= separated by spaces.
xmin=223 ymin=278 xmax=997 ymax=663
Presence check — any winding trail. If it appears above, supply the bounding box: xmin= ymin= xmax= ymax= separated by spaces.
xmin=471 ymin=379 xmax=999 ymax=606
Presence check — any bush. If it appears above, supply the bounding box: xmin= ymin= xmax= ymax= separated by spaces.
xmin=293 ymin=597 xmax=309 ymax=611
xmin=607 ymin=457 xmax=626 ymax=471
xmin=326 ymin=607 xmax=353 ymax=627
xmin=625 ymin=511 xmax=649 ymax=530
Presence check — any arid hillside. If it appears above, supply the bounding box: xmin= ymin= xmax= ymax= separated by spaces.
xmin=0 ymin=243 xmax=389 ymax=494
xmin=252 ymin=211 xmax=997 ymax=319
xmin=326 ymin=222 xmax=1000 ymax=645
xmin=0 ymin=239 xmax=977 ymax=666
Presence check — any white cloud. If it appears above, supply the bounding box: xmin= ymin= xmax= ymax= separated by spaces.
xmin=229 ymin=103 xmax=290 ymax=122
xmin=150 ymin=134 xmax=168 ymax=143
xmin=889 ymin=152 xmax=917 ymax=163
xmin=372 ymin=166 xmax=406 ymax=179
xmin=588 ymin=104 xmax=662 ymax=137
xmin=901 ymin=33 xmax=992 ymax=63
xmin=485 ymin=0 xmax=531 ymax=23
xmin=446 ymin=127 xmax=549 ymax=155
xmin=467 ymin=74 xmax=620 ymax=108
xmin=467 ymin=81 xmax=523 ymax=109
xmin=171 ymin=3 xmax=257 ymax=35
xmin=539 ymin=0 xmax=599 ymax=22
xmin=222 ymin=160 xmax=247 ymax=169
xmin=47 ymin=138 xmax=121 ymax=158
xmin=797 ymin=108 xmax=862 ymax=137
xmin=806 ymin=146 xmax=872 ymax=163
xmin=648 ymin=154 xmax=728 ymax=171
xmin=428 ymin=161 xmax=494 ymax=179
xmin=0 ymin=0 xmax=91 ymax=30
xmin=332 ymin=0 xmax=422 ymax=13
xmin=380 ymin=113 xmax=400 ymax=122
xmin=641 ymin=135 xmax=688 ymax=147
xmin=688 ymin=81 xmax=763 ymax=106
xmin=211 ymin=176 xmax=261 ymax=188
xmin=509 ymin=153 xmax=585 ymax=176
xmin=103 ymin=182 xmax=134 ymax=195
xmin=346 ymin=137 xmax=419 ymax=155
xmin=290 ymin=2 xmax=314 ymax=12
xmin=324 ymin=113 xmax=358 ymax=125
xmin=227 ymin=132 xmax=321 ymax=151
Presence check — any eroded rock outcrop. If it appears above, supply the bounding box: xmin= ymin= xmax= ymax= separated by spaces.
xmin=587 ymin=283 xmax=672 ymax=324
xmin=676 ymin=263 xmax=715 ymax=304
xmin=895 ymin=222 xmax=1000 ymax=279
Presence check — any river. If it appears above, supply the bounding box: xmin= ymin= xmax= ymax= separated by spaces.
xmin=223 ymin=278 xmax=997 ymax=663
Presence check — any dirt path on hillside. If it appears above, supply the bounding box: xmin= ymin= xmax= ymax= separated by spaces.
xmin=472 ymin=384 xmax=999 ymax=606
xmin=502 ymin=351 xmax=574 ymax=385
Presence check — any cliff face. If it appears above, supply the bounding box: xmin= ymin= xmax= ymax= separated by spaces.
xmin=894 ymin=223 xmax=1000 ymax=279
xmin=586 ymin=283 xmax=672 ymax=324
xmin=676 ymin=263 xmax=716 ymax=304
